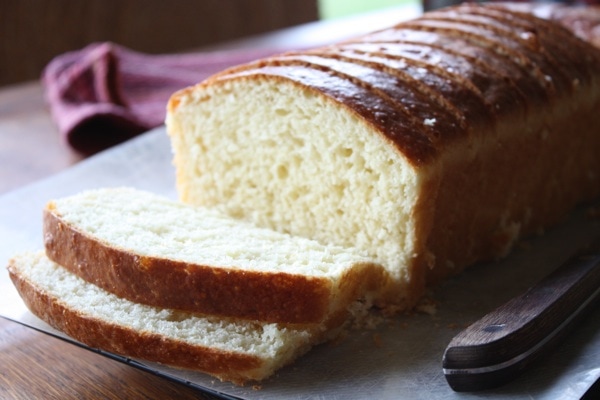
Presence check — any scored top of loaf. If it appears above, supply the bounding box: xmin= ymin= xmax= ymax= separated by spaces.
xmin=170 ymin=3 xmax=600 ymax=167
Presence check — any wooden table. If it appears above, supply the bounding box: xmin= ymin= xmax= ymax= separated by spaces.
xmin=0 ymin=6 xmax=421 ymax=399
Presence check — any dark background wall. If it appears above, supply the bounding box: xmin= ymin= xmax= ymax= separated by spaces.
xmin=0 ymin=0 xmax=319 ymax=86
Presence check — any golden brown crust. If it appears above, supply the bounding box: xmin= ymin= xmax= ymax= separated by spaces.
xmin=6 ymin=260 xmax=267 ymax=384
xmin=423 ymin=89 xmax=600 ymax=283
xmin=413 ymin=4 xmax=600 ymax=284
xmin=43 ymin=207 xmax=336 ymax=325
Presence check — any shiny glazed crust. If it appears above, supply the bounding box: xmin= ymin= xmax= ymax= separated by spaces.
xmin=198 ymin=3 xmax=600 ymax=166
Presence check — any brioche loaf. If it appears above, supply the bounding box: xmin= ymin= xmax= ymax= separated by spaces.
xmin=8 ymin=252 xmax=322 ymax=384
xmin=43 ymin=187 xmax=386 ymax=324
xmin=7 ymin=3 xmax=600 ymax=386
xmin=166 ymin=3 xmax=600 ymax=310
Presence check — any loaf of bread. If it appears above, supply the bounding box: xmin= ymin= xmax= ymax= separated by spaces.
xmin=166 ymin=3 xmax=600 ymax=310
xmin=43 ymin=187 xmax=386 ymax=324
xmin=7 ymin=3 xmax=600 ymax=386
xmin=7 ymin=252 xmax=321 ymax=384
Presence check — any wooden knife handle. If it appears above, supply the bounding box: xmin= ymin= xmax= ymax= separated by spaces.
xmin=442 ymin=238 xmax=600 ymax=392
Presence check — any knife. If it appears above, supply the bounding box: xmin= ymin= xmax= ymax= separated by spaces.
xmin=442 ymin=237 xmax=600 ymax=392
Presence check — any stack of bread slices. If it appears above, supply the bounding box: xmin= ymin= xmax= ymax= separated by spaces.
xmin=7 ymin=3 xmax=600 ymax=385
xmin=9 ymin=187 xmax=387 ymax=383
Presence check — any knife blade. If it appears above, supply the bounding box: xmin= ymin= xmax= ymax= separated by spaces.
xmin=442 ymin=237 xmax=600 ymax=392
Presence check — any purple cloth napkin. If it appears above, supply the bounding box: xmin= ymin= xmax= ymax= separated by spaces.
xmin=42 ymin=42 xmax=281 ymax=154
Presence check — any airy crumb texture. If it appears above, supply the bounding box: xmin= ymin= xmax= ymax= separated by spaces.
xmin=8 ymin=252 xmax=319 ymax=383
xmin=49 ymin=187 xmax=373 ymax=277
xmin=168 ymin=77 xmax=422 ymax=286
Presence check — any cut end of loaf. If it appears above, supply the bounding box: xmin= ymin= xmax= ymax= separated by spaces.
xmin=167 ymin=74 xmax=426 ymax=307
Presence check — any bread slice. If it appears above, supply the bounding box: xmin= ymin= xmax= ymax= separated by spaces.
xmin=166 ymin=4 xmax=600 ymax=310
xmin=7 ymin=252 xmax=324 ymax=384
xmin=43 ymin=187 xmax=387 ymax=324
